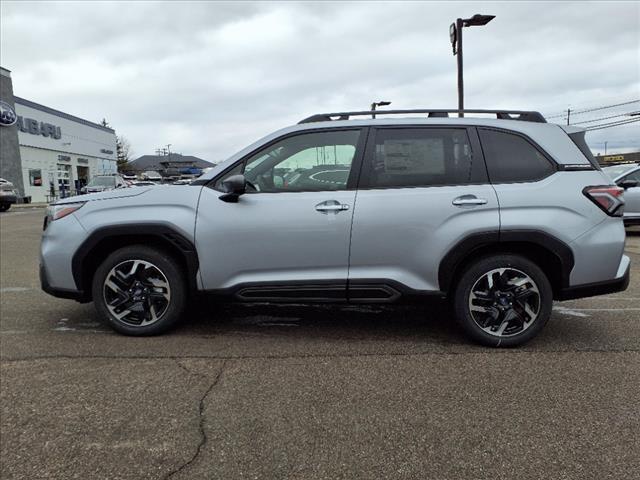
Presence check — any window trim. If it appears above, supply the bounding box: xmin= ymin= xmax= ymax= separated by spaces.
xmin=476 ymin=126 xmax=559 ymax=185
xmin=357 ymin=125 xmax=488 ymax=191
xmin=207 ymin=127 xmax=368 ymax=194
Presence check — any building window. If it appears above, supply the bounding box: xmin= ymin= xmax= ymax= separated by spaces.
xmin=29 ymin=169 xmax=43 ymax=186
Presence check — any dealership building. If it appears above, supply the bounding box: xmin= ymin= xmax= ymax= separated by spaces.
xmin=1 ymin=67 xmax=117 ymax=203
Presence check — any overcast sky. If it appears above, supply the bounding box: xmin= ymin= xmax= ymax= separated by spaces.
xmin=1 ymin=1 xmax=639 ymax=161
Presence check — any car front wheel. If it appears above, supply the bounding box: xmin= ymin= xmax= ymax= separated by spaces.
xmin=452 ymin=254 xmax=553 ymax=347
xmin=92 ymin=245 xmax=186 ymax=335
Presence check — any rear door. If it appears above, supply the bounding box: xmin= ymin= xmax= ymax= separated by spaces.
xmin=348 ymin=126 xmax=500 ymax=296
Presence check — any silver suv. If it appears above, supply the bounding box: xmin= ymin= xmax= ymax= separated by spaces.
xmin=40 ymin=109 xmax=630 ymax=347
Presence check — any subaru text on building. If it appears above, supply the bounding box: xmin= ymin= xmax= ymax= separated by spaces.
xmin=40 ymin=109 xmax=630 ymax=347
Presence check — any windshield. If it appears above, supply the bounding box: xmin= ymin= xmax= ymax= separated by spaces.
xmin=602 ymin=164 xmax=637 ymax=180
xmin=87 ymin=176 xmax=116 ymax=187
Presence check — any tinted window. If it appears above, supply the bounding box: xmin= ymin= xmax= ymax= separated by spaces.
xmin=365 ymin=128 xmax=474 ymax=188
xmin=215 ymin=130 xmax=360 ymax=193
xmin=478 ymin=129 xmax=554 ymax=183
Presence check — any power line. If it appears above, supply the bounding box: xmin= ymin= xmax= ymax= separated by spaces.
xmin=545 ymin=99 xmax=640 ymax=119
xmin=572 ymin=99 xmax=640 ymax=116
xmin=573 ymin=112 xmax=637 ymax=125
xmin=585 ymin=118 xmax=640 ymax=131
xmin=543 ymin=94 xmax=640 ymax=118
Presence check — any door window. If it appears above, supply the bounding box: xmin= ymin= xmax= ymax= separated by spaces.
xmin=362 ymin=128 xmax=476 ymax=188
xmin=478 ymin=128 xmax=555 ymax=183
xmin=214 ymin=130 xmax=361 ymax=193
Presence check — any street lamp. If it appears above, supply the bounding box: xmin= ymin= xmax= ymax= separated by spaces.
xmin=450 ymin=14 xmax=495 ymax=117
xmin=371 ymin=101 xmax=391 ymax=119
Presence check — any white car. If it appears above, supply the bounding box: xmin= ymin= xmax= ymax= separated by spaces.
xmin=141 ymin=171 xmax=162 ymax=182
xmin=0 ymin=178 xmax=18 ymax=211
xmin=603 ymin=163 xmax=640 ymax=226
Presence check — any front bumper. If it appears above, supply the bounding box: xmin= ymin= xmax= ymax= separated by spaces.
xmin=40 ymin=263 xmax=88 ymax=302
xmin=0 ymin=193 xmax=17 ymax=204
xmin=558 ymin=257 xmax=630 ymax=300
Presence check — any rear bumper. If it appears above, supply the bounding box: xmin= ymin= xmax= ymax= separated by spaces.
xmin=40 ymin=263 xmax=88 ymax=302
xmin=558 ymin=257 xmax=630 ymax=300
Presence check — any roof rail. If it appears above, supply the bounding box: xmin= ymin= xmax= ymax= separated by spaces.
xmin=298 ymin=109 xmax=547 ymax=124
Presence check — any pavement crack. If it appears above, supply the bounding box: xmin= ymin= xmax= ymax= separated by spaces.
xmin=164 ymin=359 xmax=227 ymax=480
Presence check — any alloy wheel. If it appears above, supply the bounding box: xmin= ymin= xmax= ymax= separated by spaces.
xmin=468 ymin=267 xmax=541 ymax=338
xmin=103 ymin=259 xmax=171 ymax=327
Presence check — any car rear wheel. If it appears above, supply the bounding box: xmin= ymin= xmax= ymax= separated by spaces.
xmin=452 ymin=254 xmax=552 ymax=347
xmin=0 ymin=203 xmax=10 ymax=212
xmin=92 ymin=245 xmax=186 ymax=335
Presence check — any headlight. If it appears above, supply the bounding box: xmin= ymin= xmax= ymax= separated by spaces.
xmin=45 ymin=202 xmax=86 ymax=228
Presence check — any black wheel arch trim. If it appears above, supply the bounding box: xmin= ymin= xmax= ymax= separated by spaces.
xmin=438 ymin=230 xmax=575 ymax=295
xmin=71 ymin=223 xmax=199 ymax=299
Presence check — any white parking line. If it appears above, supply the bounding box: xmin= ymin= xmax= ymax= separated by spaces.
xmin=0 ymin=287 xmax=32 ymax=293
xmin=553 ymin=306 xmax=590 ymax=317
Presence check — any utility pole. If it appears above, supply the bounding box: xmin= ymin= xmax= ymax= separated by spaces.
xmin=566 ymin=108 xmax=571 ymax=125
xmin=604 ymin=141 xmax=608 ymax=155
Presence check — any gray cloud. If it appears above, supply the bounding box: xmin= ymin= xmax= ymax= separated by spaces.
xmin=2 ymin=1 xmax=638 ymax=160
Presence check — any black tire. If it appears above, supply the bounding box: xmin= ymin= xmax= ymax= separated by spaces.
xmin=92 ymin=245 xmax=187 ymax=335
xmin=0 ymin=203 xmax=10 ymax=212
xmin=452 ymin=254 xmax=552 ymax=347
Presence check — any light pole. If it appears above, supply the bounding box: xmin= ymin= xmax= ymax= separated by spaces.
xmin=450 ymin=14 xmax=495 ymax=117
xmin=371 ymin=101 xmax=391 ymax=119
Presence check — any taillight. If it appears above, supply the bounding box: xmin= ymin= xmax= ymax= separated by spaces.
xmin=583 ymin=185 xmax=624 ymax=217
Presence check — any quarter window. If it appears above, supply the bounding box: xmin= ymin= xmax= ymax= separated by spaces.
xmin=478 ymin=129 xmax=554 ymax=183
xmin=364 ymin=128 xmax=474 ymax=188
xmin=215 ymin=130 xmax=361 ymax=193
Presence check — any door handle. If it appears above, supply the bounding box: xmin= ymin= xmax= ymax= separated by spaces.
xmin=452 ymin=195 xmax=488 ymax=206
xmin=315 ymin=200 xmax=350 ymax=213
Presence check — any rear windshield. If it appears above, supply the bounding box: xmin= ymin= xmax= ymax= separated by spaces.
xmin=569 ymin=131 xmax=601 ymax=170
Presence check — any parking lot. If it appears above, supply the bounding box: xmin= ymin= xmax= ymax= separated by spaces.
xmin=1 ymin=207 xmax=639 ymax=479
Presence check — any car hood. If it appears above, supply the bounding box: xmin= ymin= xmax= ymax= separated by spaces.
xmin=55 ymin=187 xmax=153 ymax=204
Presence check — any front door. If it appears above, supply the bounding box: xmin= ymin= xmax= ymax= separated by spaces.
xmin=196 ymin=128 xmax=365 ymax=300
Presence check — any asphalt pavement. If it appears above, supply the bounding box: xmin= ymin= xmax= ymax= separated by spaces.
xmin=1 ymin=208 xmax=639 ymax=479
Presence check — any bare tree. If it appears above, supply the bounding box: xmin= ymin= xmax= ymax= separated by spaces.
xmin=117 ymin=136 xmax=133 ymax=172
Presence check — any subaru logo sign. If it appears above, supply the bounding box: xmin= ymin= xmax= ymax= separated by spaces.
xmin=0 ymin=100 xmax=17 ymax=127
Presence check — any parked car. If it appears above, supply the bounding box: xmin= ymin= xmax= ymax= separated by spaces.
xmin=0 ymin=178 xmax=18 ymax=211
xmin=40 ymin=108 xmax=630 ymax=347
xmin=141 ymin=171 xmax=162 ymax=182
xmin=129 ymin=180 xmax=158 ymax=187
xmin=603 ymin=163 xmax=640 ymax=226
xmin=80 ymin=174 xmax=128 ymax=194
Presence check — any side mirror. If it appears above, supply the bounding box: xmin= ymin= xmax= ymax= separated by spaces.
xmin=618 ymin=179 xmax=639 ymax=190
xmin=219 ymin=174 xmax=247 ymax=203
